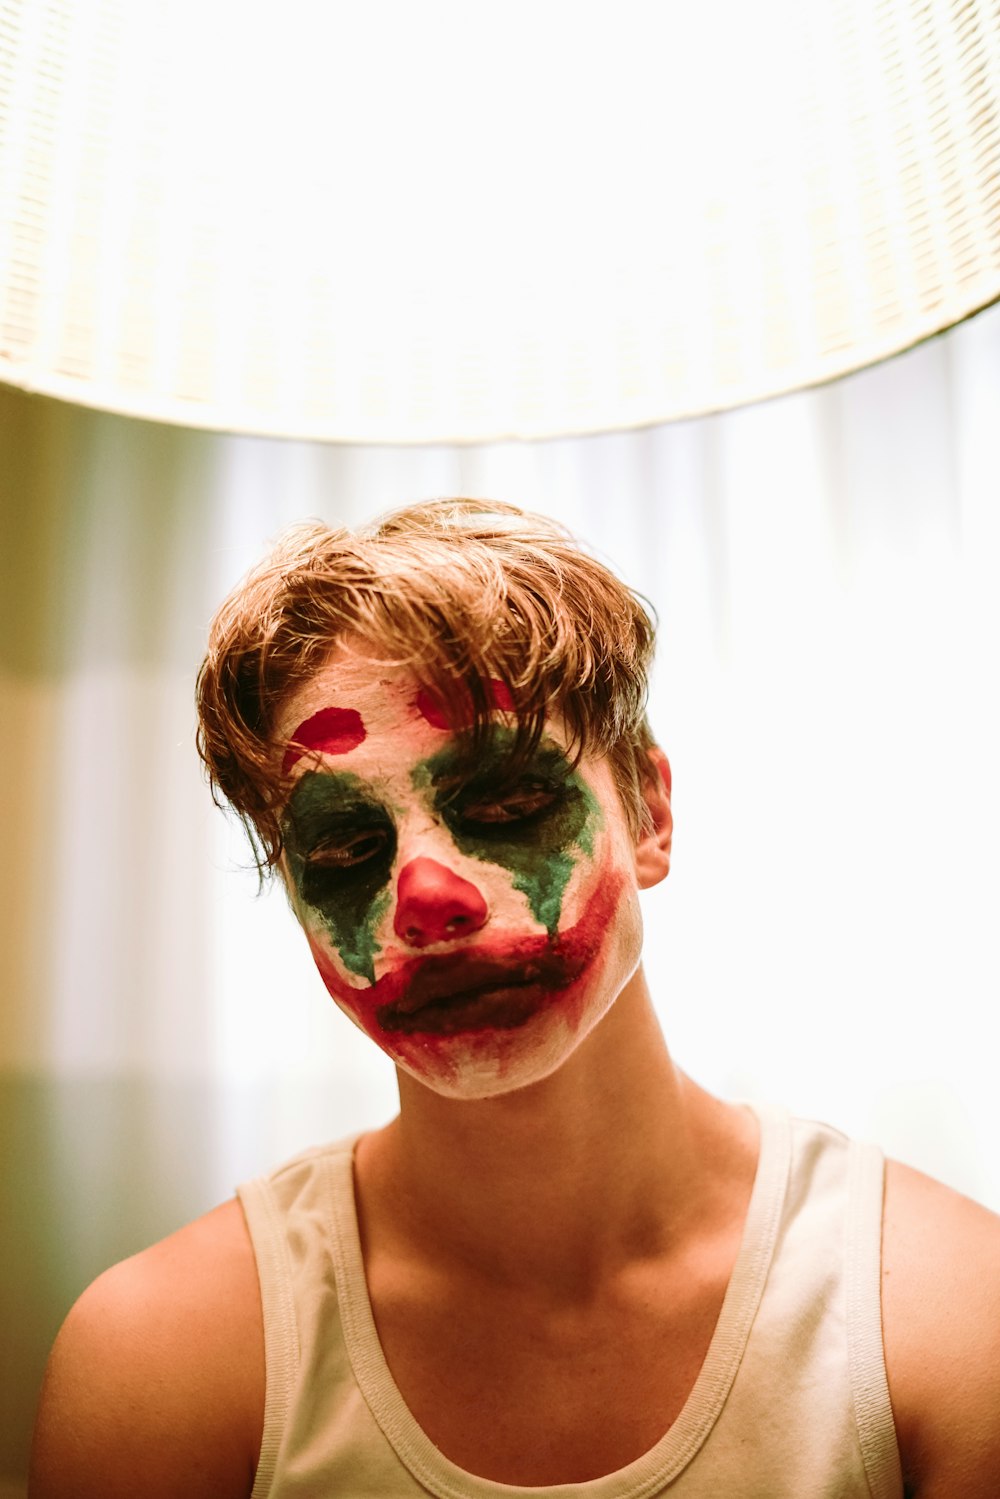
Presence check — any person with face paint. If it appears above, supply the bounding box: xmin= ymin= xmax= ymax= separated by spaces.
xmin=30 ymin=501 xmax=1000 ymax=1498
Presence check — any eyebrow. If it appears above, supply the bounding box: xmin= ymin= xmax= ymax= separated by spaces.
xmin=415 ymin=732 xmax=575 ymax=800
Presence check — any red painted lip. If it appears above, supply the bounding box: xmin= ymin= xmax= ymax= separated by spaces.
xmin=307 ymin=863 xmax=626 ymax=1040
xmin=380 ymin=980 xmax=550 ymax=1036
xmin=376 ymin=946 xmax=583 ymax=1034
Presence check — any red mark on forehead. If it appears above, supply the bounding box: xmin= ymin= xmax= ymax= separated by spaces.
xmin=282 ymin=707 xmax=366 ymax=774
xmin=487 ymin=679 xmax=515 ymax=713
xmin=416 ymin=679 xmax=515 ymax=730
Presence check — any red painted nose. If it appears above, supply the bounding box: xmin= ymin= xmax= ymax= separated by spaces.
xmin=393 ymin=857 xmax=488 ymax=949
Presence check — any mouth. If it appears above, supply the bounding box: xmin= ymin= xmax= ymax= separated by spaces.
xmin=374 ymin=950 xmax=583 ymax=1036
xmin=307 ymin=868 xmax=628 ymax=1047
xmin=377 ymin=978 xmax=550 ymax=1035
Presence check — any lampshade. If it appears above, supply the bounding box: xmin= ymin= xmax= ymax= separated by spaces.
xmin=1 ymin=0 xmax=998 ymax=442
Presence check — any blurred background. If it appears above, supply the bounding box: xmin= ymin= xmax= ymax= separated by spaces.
xmin=2 ymin=1 xmax=999 ymax=1493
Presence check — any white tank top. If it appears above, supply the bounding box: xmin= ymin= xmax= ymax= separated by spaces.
xmin=237 ymin=1105 xmax=904 ymax=1497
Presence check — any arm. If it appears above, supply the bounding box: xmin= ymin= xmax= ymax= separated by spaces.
xmin=28 ymin=1200 xmax=264 ymax=1499
xmin=882 ymin=1158 xmax=1000 ymax=1498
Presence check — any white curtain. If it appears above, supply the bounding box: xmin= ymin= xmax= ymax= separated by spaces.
xmin=1 ymin=304 xmax=998 ymax=1485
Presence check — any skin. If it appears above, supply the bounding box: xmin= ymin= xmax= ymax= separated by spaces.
xmin=276 ymin=647 xmax=645 ymax=1100
xmin=27 ymin=641 xmax=1000 ymax=1496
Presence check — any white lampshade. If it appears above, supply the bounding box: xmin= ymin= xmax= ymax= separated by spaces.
xmin=1 ymin=0 xmax=998 ymax=442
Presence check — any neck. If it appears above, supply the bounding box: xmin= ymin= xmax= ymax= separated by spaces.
xmin=355 ymin=969 xmax=755 ymax=1290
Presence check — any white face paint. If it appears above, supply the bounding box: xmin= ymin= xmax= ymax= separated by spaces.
xmin=276 ymin=643 xmax=650 ymax=1100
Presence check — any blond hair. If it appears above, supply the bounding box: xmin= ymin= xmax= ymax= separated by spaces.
xmin=196 ymin=498 xmax=658 ymax=871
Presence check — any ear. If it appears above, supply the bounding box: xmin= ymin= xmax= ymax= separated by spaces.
xmin=634 ymin=748 xmax=672 ymax=890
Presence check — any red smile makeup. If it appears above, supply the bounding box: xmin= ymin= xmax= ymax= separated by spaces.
xmin=306 ymin=860 xmax=625 ymax=1047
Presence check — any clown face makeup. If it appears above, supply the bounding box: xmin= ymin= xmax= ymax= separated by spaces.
xmin=275 ymin=645 xmax=649 ymax=1100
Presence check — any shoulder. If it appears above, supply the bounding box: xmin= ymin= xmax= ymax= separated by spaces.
xmin=29 ymin=1198 xmax=264 ymax=1499
xmin=881 ymin=1157 xmax=1000 ymax=1499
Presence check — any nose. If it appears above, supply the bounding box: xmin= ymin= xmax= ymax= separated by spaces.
xmin=393 ymin=857 xmax=488 ymax=949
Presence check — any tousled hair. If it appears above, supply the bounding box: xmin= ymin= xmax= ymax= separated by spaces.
xmin=195 ymin=498 xmax=659 ymax=873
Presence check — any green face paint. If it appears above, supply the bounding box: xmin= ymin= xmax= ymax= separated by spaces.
xmin=283 ymin=728 xmax=605 ymax=985
xmin=412 ymin=729 xmax=603 ymax=937
xmin=281 ymin=769 xmax=396 ymax=983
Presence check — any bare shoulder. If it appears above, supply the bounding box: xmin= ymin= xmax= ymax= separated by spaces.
xmin=882 ymin=1158 xmax=1000 ymax=1499
xmin=29 ymin=1198 xmax=264 ymax=1499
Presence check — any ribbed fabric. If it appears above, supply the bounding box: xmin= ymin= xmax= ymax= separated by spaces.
xmin=846 ymin=1141 xmax=905 ymax=1499
xmin=237 ymin=1106 xmax=904 ymax=1497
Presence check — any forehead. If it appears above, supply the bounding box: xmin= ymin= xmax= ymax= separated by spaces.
xmin=275 ymin=645 xmax=485 ymax=767
xmin=273 ymin=642 xmax=610 ymax=797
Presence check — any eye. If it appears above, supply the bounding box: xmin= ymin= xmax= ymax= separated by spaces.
xmin=306 ymin=829 xmax=390 ymax=869
xmin=458 ymin=782 xmax=561 ymax=826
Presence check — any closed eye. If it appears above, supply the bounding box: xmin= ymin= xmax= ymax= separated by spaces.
xmin=457 ymin=783 xmax=561 ymax=826
xmin=306 ymin=829 xmax=391 ymax=869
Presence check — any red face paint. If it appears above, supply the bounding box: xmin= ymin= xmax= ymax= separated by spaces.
xmin=283 ymin=707 xmax=367 ymax=774
xmin=393 ymin=857 xmax=489 ymax=948
xmin=488 ymin=679 xmax=515 ymax=713
xmin=415 ymin=678 xmax=514 ymax=730
xmin=306 ymin=860 xmax=626 ymax=1077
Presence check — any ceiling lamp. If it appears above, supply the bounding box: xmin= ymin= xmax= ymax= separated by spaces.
xmin=1 ymin=0 xmax=998 ymax=442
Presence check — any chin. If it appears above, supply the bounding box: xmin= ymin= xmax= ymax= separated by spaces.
xmin=378 ymin=947 xmax=641 ymax=1102
xmin=392 ymin=1013 xmax=585 ymax=1099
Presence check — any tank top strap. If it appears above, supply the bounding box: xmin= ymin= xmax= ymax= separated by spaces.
xmin=846 ymin=1138 xmax=905 ymax=1499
